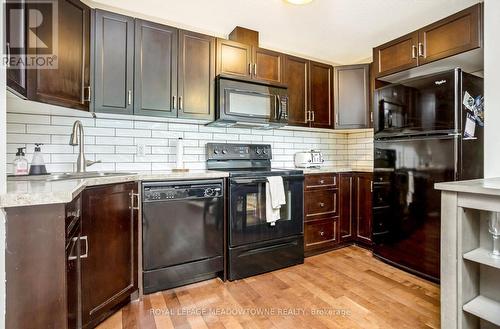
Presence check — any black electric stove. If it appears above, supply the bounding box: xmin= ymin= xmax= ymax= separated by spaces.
xmin=206 ymin=143 xmax=304 ymax=281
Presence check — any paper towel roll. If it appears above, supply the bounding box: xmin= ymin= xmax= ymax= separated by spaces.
xmin=176 ymin=138 xmax=184 ymax=170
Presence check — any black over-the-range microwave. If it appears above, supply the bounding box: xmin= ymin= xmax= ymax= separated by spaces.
xmin=208 ymin=76 xmax=289 ymax=129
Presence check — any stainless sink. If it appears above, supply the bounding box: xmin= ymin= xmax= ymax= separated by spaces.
xmin=8 ymin=172 xmax=137 ymax=182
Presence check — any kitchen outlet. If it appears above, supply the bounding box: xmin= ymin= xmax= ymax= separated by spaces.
xmin=136 ymin=144 xmax=146 ymax=157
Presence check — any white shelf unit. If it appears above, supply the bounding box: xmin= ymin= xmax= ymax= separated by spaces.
xmin=459 ymin=208 xmax=500 ymax=329
xmin=463 ymin=296 xmax=500 ymax=327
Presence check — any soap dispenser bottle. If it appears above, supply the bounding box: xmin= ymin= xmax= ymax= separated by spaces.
xmin=29 ymin=143 xmax=48 ymax=175
xmin=13 ymin=147 xmax=29 ymax=176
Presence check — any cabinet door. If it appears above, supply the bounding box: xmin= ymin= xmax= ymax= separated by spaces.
xmin=178 ymin=30 xmax=215 ymax=120
xmin=334 ymin=64 xmax=370 ymax=129
xmin=216 ymin=39 xmax=252 ymax=78
xmin=93 ymin=10 xmax=134 ymax=115
xmin=339 ymin=174 xmax=354 ymax=243
xmin=134 ymin=19 xmax=178 ymax=117
xmin=283 ymin=55 xmax=309 ymax=126
xmin=81 ymin=182 xmax=138 ymax=328
xmin=355 ymin=174 xmax=373 ymax=245
xmin=27 ymin=0 xmax=91 ymax=110
xmin=5 ymin=0 xmax=27 ymax=96
xmin=373 ymin=32 xmax=418 ymax=78
xmin=253 ymin=47 xmax=283 ymax=83
xmin=418 ymin=4 xmax=481 ymax=65
xmin=309 ymin=61 xmax=333 ymax=129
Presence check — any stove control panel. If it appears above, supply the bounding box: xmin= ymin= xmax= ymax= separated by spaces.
xmin=206 ymin=143 xmax=272 ymax=160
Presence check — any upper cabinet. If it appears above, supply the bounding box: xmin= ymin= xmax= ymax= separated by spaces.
xmin=373 ymin=32 xmax=419 ymax=78
xmin=253 ymin=48 xmax=283 ymax=84
xmin=334 ymin=64 xmax=370 ymax=129
xmin=309 ymin=61 xmax=333 ymax=129
xmin=93 ymin=10 xmax=135 ymax=115
xmin=134 ymin=19 xmax=178 ymax=118
xmin=373 ymin=3 xmax=482 ymax=78
xmin=93 ymin=10 xmax=216 ymax=120
xmin=10 ymin=0 xmax=91 ymax=110
xmin=418 ymin=4 xmax=481 ymax=65
xmin=216 ymin=39 xmax=252 ymax=79
xmin=178 ymin=30 xmax=216 ymax=120
xmin=283 ymin=55 xmax=309 ymax=127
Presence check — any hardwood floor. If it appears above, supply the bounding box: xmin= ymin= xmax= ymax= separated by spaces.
xmin=97 ymin=246 xmax=440 ymax=329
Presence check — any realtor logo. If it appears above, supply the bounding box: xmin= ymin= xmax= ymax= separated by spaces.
xmin=4 ymin=0 xmax=58 ymax=69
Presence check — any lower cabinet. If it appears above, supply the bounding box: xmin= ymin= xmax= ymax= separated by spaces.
xmin=339 ymin=172 xmax=373 ymax=247
xmin=81 ymin=182 xmax=139 ymax=328
xmin=304 ymin=173 xmax=339 ymax=256
xmin=304 ymin=172 xmax=373 ymax=257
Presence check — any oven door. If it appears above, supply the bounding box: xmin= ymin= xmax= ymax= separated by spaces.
xmin=229 ymin=175 xmax=304 ymax=247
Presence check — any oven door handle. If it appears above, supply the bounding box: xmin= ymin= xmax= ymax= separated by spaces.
xmin=231 ymin=175 xmax=304 ymax=185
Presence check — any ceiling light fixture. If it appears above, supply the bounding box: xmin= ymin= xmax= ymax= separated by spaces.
xmin=285 ymin=0 xmax=314 ymax=5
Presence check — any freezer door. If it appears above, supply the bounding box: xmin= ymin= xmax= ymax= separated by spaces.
xmin=373 ymin=136 xmax=457 ymax=281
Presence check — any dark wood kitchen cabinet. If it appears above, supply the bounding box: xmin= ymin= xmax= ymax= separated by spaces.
xmin=253 ymin=47 xmax=283 ymax=83
xmin=216 ymin=38 xmax=252 ymax=78
xmin=309 ymin=61 xmax=333 ymax=129
xmin=355 ymin=173 xmax=373 ymax=245
xmin=81 ymin=182 xmax=138 ymax=328
xmin=5 ymin=0 xmax=27 ymax=97
xmin=93 ymin=9 xmax=135 ymax=115
xmin=134 ymin=19 xmax=178 ymax=118
xmin=373 ymin=4 xmax=482 ymax=78
xmin=339 ymin=172 xmax=373 ymax=246
xmin=6 ymin=0 xmax=92 ymax=110
xmin=283 ymin=55 xmax=309 ymax=126
xmin=177 ymin=30 xmax=216 ymax=120
xmin=334 ymin=64 xmax=370 ymax=129
xmin=418 ymin=4 xmax=481 ymax=65
xmin=304 ymin=173 xmax=339 ymax=255
xmin=216 ymin=38 xmax=284 ymax=84
xmin=373 ymin=32 xmax=419 ymax=78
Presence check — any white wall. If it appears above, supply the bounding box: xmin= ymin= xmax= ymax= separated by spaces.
xmin=484 ymin=0 xmax=500 ymax=178
xmin=0 ymin=0 xmax=7 ymax=326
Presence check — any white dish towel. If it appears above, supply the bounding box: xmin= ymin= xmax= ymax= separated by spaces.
xmin=266 ymin=176 xmax=286 ymax=226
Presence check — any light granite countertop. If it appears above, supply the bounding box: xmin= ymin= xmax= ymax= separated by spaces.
xmin=1 ymin=170 xmax=229 ymax=208
xmin=435 ymin=177 xmax=500 ymax=197
xmin=301 ymin=167 xmax=373 ymax=174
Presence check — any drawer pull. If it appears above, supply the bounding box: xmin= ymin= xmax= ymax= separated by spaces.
xmin=319 ymin=179 xmax=325 ymax=184
xmin=319 ymin=231 xmax=325 ymax=237
xmin=319 ymin=202 xmax=325 ymax=208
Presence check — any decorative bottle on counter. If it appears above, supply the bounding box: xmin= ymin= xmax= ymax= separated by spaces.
xmin=13 ymin=147 xmax=29 ymax=175
xmin=29 ymin=143 xmax=48 ymax=175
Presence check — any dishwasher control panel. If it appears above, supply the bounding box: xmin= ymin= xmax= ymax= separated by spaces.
xmin=143 ymin=183 xmax=223 ymax=202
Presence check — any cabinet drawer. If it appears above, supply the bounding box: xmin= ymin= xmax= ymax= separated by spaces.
xmin=305 ymin=174 xmax=338 ymax=189
xmin=305 ymin=189 xmax=338 ymax=220
xmin=373 ymin=171 xmax=392 ymax=184
xmin=305 ymin=219 xmax=337 ymax=246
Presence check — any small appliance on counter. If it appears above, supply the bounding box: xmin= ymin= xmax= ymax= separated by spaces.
xmin=294 ymin=150 xmax=324 ymax=168
xmin=29 ymin=143 xmax=48 ymax=175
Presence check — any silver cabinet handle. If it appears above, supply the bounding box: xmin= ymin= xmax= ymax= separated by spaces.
xmin=80 ymin=236 xmax=88 ymax=259
xmin=418 ymin=42 xmax=424 ymax=57
xmin=127 ymin=90 xmax=132 ymax=105
xmin=179 ymin=96 xmax=183 ymax=110
xmin=319 ymin=231 xmax=325 ymax=237
xmin=254 ymin=63 xmax=257 ymax=76
xmin=82 ymin=86 xmax=91 ymax=103
xmin=172 ymin=96 xmax=177 ymax=109
xmin=129 ymin=192 xmax=140 ymax=210
xmin=306 ymin=111 xmax=310 ymax=122
xmin=311 ymin=111 xmax=315 ymax=122
xmin=319 ymin=202 xmax=325 ymax=208
xmin=248 ymin=63 xmax=252 ymax=75
xmin=411 ymin=45 xmax=417 ymax=59
xmin=68 ymin=237 xmax=79 ymax=261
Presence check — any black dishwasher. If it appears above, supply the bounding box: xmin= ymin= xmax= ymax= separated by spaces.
xmin=142 ymin=180 xmax=224 ymax=294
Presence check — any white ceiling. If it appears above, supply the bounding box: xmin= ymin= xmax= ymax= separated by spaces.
xmin=91 ymin=0 xmax=481 ymax=65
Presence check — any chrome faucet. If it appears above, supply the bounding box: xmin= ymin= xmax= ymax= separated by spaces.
xmin=69 ymin=120 xmax=101 ymax=172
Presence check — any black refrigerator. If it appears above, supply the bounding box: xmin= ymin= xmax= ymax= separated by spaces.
xmin=373 ymin=68 xmax=483 ymax=282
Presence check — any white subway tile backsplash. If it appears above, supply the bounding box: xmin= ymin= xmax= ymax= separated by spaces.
xmin=6 ymin=97 xmax=374 ymax=173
